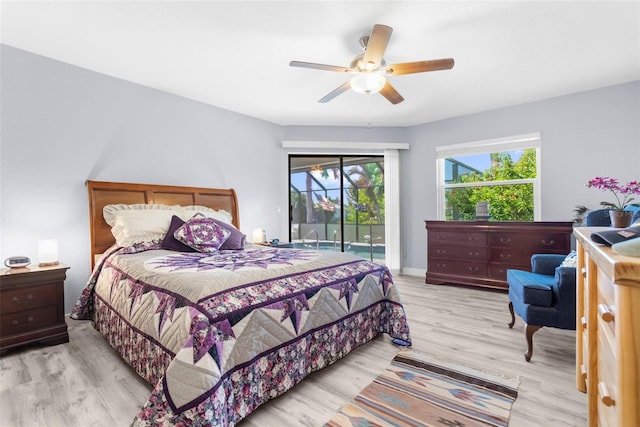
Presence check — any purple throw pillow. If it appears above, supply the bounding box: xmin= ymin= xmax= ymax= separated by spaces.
xmin=213 ymin=219 xmax=246 ymax=250
xmin=161 ymin=216 xmax=197 ymax=252
xmin=174 ymin=215 xmax=231 ymax=253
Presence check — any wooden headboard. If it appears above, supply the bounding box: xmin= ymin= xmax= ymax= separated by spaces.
xmin=87 ymin=180 xmax=240 ymax=268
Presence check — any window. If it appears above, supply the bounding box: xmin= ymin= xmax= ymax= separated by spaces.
xmin=436 ymin=133 xmax=541 ymax=221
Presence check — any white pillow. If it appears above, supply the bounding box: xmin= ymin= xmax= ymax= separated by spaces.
xmin=103 ymin=203 xmax=234 ymax=247
xmin=103 ymin=204 xmax=180 ymax=227
xmin=178 ymin=206 xmax=233 ymax=224
xmin=560 ymin=250 xmax=577 ymax=268
xmin=110 ymin=210 xmax=173 ymax=247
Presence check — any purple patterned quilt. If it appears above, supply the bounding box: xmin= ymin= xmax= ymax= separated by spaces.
xmin=71 ymin=243 xmax=411 ymax=426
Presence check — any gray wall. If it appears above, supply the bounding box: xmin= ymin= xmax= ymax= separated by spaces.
xmin=2 ymin=44 xmax=638 ymax=311
xmin=1 ymin=45 xmax=287 ymax=311
xmin=402 ymin=81 xmax=639 ymax=272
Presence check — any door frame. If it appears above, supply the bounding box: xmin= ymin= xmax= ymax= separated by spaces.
xmin=282 ymin=140 xmax=409 ymax=275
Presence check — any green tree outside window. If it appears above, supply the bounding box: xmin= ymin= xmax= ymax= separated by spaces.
xmin=445 ymin=149 xmax=536 ymax=221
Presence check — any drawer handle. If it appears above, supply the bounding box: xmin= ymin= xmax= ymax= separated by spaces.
xmin=468 ymin=236 xmax=478 ymax=241
xmin=12 ymin=316 xmax=34 ymax=327
xmin=436 ymin=263 xmax=447 ymax=268
xmin=581 ymin=267 xmax=586 ymax=278
xmin=499 ymin=253 xmax=512 ymax=260
xmin=541 ymin=239 xmax=555 ymax=246
xmin=598 ymin=382 xmax=615 ymax=407
xmin=436 ymin=249 xmax=447 ymax=255
xmin=581 ymin=316 xmax=587 ymax=329
xmin=499 ymin=238 xmax=511 ymax=244
xmin=12 ymin=294 xmax=34 ymax=304
xmin=468 ymin=251 xmax=480 ymax=257
xmin=598 ymin=304 xmax=615 ymax=323
xmin=467 ymin=266 xmax=479 ymax=272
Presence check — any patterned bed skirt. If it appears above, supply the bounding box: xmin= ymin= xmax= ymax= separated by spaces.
xmin=93 ymin=295 xmax=410 ymax=426
xmin=94 ymin=297 xmax=174 ymax=386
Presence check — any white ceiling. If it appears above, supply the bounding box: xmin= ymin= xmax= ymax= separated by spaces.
xmin=1 ymin=1 xmax=639 ymax=127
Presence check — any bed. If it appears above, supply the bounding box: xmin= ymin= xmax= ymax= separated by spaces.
xmin=71 ymin=180 xmax=411 ymax=426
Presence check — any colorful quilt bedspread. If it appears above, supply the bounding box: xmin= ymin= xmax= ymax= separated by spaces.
xmin=71 ymin=244 xmax=411 ymax=426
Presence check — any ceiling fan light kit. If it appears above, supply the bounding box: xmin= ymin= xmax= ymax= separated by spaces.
xmin=290 ymin=24 xmax=454 ymax=104
xmin=350 ymin=73 xmax=386 ymax=94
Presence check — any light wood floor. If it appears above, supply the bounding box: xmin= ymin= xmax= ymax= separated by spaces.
xmin=0 ymin=275 xmax=586 ymax=426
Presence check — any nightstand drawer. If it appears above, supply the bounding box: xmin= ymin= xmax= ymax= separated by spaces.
xmin=1 ymin=283 xmax=58 ymax=314
xmin=0 ymin=305 xmax=59 ymax=336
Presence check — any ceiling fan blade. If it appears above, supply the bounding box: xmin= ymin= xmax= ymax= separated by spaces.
xmin=362 ymin=24 xmax=393 ymax=70
xmin=379 ymin=81 xmax=404 ymax=104
xmin=386 ymin=58 xmax=455 ymax=75
xmin=289 ymin=60 xmax=353 ymax=73
xmin=319 ymin=81 xmax=351 ymax=103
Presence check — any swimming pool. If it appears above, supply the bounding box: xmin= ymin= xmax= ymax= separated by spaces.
xmin=290 ymin=241 xmax=385 ymax=261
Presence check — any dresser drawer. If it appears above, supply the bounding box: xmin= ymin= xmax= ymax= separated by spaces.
xmin=581 ymin=328 xmax=589 ymax=384
xmin=582 ymin=256 xmax=590 ymax=319
xmin=0 ymin=305 xmax=59 ymax=336
xmin=430 ymin=245 xmax=487 ymax=260
xmin=597 ymin=331 xmax=618 ymax=427
xmin=429 ymin=232 xmax=486 ymax=247
xmin=597 ymin=269 xmax=615 ymax=308
xmin=488 ymin=262 xmax=529 ymax=280
xmin=429 ymin=259 xmax=487 ymax=277
xmin=489 ymin=248 xmax=532 ymax=266
xmin=597 ymin=275 xmax=616 ymax=340
xmin=489 ymin=232 xmax=567 ymax=251
xmin=0 ymin=283 xmax=58 ymax=314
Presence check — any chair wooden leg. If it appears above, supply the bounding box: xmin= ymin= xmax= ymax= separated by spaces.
xmin=508 ymin=301 xmax=515 ymax=328
xmin=524 ymin=324 xmax=543 ymax=362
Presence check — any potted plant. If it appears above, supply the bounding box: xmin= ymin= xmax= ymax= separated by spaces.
xmin=587 ymin=177 xmax=640 ymax=228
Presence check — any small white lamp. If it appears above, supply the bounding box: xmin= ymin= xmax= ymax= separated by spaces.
xmin=252 ymin=228 xmax=266 ymax=244
xmin=38 ymin=239 xmax=59 ymax=266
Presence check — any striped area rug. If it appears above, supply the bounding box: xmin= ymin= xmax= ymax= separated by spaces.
xmin=324 ymin=350 xmax=519 ymax=427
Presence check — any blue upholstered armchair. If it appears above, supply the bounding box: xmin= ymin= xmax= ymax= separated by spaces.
xmin=506 ymin=254 xmax=576 ymax=362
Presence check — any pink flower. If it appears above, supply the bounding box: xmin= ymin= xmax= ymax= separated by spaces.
xmin=587 ymin=177 xmax=640 ymax=210
xmin=140 ymin=407 xmax=153 ymax=420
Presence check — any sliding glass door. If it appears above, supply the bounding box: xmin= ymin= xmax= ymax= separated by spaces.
xmin=289 ymin=155 xmax=385 ymax=262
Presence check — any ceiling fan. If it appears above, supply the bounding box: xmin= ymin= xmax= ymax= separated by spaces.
xmin=289 ymin=24 xmax=454 ymax=104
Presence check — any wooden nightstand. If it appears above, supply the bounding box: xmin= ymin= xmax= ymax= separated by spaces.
xmin=0 ymin=264 xmax=70 ymax=354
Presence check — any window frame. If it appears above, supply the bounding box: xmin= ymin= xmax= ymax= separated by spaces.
xmin=436 ymin=133 xmax=542 ymax=221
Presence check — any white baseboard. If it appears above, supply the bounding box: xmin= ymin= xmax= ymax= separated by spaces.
xmin=399 ymin=267 xmax=425 ymax=277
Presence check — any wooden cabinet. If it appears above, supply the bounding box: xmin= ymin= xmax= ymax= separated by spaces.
xmin=574 ymin=227 xmax=640 ymax=427
xmin=425 ymin=221 xmax=573 ymax=290
xmin=0 ymin=264 xmax=69 ymax=353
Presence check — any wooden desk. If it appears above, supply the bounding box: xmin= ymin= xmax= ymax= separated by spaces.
xmin=574 ymin=228 xmax=639 ymax=427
